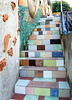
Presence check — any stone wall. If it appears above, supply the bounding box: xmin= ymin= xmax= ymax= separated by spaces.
xmin=0 ymin=0 xmax=19 ymax=100
xmin=61 ymin=33 xmax=72 ymax=83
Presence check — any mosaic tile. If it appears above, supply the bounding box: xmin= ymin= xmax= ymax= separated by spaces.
xmin=35 ymin=40 xmax=42 ymax=45
xmin=50 ymin=39 xmax=61 ymax=44
xmin=45 ymin=52 xmax=52 ymax=57
xmin=50 ymin=24 xmax=56 ymax=28
xmin=24 ymin=95 xmax=39 ymax=100
xmin=33 ymin=77 xmax=56 ymax=82
xmin=29 ymin=35 xmax=36 ymax=40
xmin=59 ymin=90 xmax=70 ymax=98
xmin=42 ymin=40 xmax=50 ymax=45
xmin=37 ymin=28 xmax=41 ymax=31
xmin=33 ymin=32 xmax=38 ymax=35
xmin=52 ymin=35 xmax=60 ymax=39
xmin=45 ymin=28 xmax=50 ymax=31
xmin=45 ymin=21 xmax=50 ymax=25
xmin=50 ymin=89 xmax=59 ymax=97
xmin=41 ymin=28 xmax=45 ymax=31
xmin=20 ymin=70 xmax=26 ymax=77
xmin=35 ymin=52 xmax=40 ymax=58
xmin=43 ymin=60 xmax=56 ymax=67
xmin=26 ymin=71 xmax=35 ymax=77
xmin=29 ymin=45 xmax=37 ymax=51
xmin=45 ymin=25 xmax=50 ymax=28
xmin=45 ymin=35 xmax=52 ymax=39
xmin=27 ymin=40 xmax=35 ymax=45
xmin=37 ymin=45 xmax=45 ymax=50
xmin=20 ymin=60 xmax=29 ymax=66
xmin=53 ymin=18 xmax=60 ymax=21
xmin=52 ymin=71 xmax=66 ymax=78
xmin=36 ymin=60 xmax=43 ymax=67
xmin=41 ymin=25 xmax=45 ymax=28
xmin=59 ymin=98 xmax=70 ymax=100
xmin=25 ymin=52 xmax=28 ymax=57
xmin=53 ymin=30 xmax=59 ymax=34
xmin=29 ymin=52 xmax=35 ymax=58
xmin=56 ymin=60 xmax=64 ymax=66
xmin=44 ymin=96 xmax=59 ymax=100
xmin=35 ymin=71 xmax=43 ymax=77
xmin=39 ymin=31 xmax=43 ymax=35
xmin=50 ymin=22 xmax=55 ymax=24
xmin=47 ymin=31 xmax=53 ymax=35
xmin=54 ymin=45 xmax=62 ymax=50
xmin=43 ymin=31 xmax=47 ymax=35
xmin=52 ymin=52 xmax=63 ymax=57
xmin=56 ymin=78 xmax=66 ymax=82
xmin=15 ymin=86 xmax=25 ymax=94
xmin=43 ymin=71 xmax=52 ymax=78
xmin=40 ymin=22 xmax=45 ymax=25
xmin=34 ymin=28 xmax=37 ymax=31
xmin=11 ymin=94 xmax=25 ymax=100
xmin=58 ymin=67 xmax=66 ymax=71
xmin=37 ymin=35 xmax=45 ymax=40
xmin=59 ymin=82 xmax=70 ymax=89
xmin=26 ymin=87 xmax=34 ymax=95
xmin=29 ymin=60 xmax=36 ymax=66
xmin=38 ymin=96 xmax=45 ymax=100
xmin=55 ymin=22 xmax=60 ymax=24
xmin=20 ymin=52 xmax=25 ymax=57
xmin=36 ymin=25 xmax=41 ymax=28
xmin=34 ymin=88 xmax=50 ymax=96
xmin=46 ymin=45 xmax=54 ymax=51
xmin=40 ymin=52 xmax=45 ymax=58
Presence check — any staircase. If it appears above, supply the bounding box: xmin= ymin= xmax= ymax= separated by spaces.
xmin=11 ymin=16 xmax=70 ymax=100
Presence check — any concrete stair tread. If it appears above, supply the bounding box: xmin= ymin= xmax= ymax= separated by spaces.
xmin=20 ymin=66 xmax=66 ymax=71
xmin=15 ymin=79 xmax=70 ymax=89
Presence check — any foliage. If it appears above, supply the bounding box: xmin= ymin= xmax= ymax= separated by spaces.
xmin=52 ymin=1 xmax=70 ymax=12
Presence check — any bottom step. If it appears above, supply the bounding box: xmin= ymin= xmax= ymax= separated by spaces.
xmin=15 ymin=78 xmax=70 ymax=98
xmin=11 ymin=94 xmax=70 ymax=100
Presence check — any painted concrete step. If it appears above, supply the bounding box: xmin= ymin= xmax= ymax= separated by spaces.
xmin=27 ymin=39 xmax=61 ymax=45
xmin=29 ymin=35 xmax=60 ymax=40
xmin=11 ymin=94 xmax=70 ymax=100
xmin=36 ymin=24 xmax=60 ymax=29
xmin=33 ymin=27 xmax=59 ymax=32
xmin=19 ymin=66 xmax=66 ymax=78
xmin=32 ymin=30 xmax=59 ymax=35
xmin=23 ymin=44 xmax=62 ymax=51
xmin=20 ymin=51 xmax=63 ymax=58
xmin=39 ymin=17 xmax=60 ymax=22
xmin=20 ymin=59 xmax=64 ymax=67
xmin=15 ymin=79 xmax=70 ymax=97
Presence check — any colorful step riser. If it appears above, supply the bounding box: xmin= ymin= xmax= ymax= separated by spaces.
xmin=11 ymin=94 xmax=70 ymax=100
xmin=27 ymin=39 xmax=61 ymax=45
xmin=20 ymin=70 xmax=66 ymax=78
xmin=39 ymin=18 xmax=60 ymax=22
xmin=20 ymin=51 xmax=63 ymax=58
xmin=36 ymin=24 xmax=60 ymax=28
xmin=32 ymin=30 xmax=60 ymax=35
xmin=20 ymin=59 xmax=64 ymax=67
xmin=38 ymin=21 xmax=60 ymax=25
xmin=29 ymin=35 xmax=60 ymax=40
xmin=33 ymin=27 xmax=59 ymax=32
xmin=24 ymin=45 xmax=62 ymax=51
xmin=15 ymin=80 xmax=70 ymax=97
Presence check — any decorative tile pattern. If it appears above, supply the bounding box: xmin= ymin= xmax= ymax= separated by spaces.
xmin=20 ymin=52 xmax=25 ymax=57
xmin=29 ymin=45 xmax=37 ymax=51
xmin=44 ymin=96 xmax=59 ymax=100
xmin=29 ymin=60 xmax=36 ymax=66
xmin=24 ymin=95 xmax=39 ymax=100
xmin=27 ymin=40 xmax=35 ymax=45
xmin=42 ymin=40 xmax=50 ymax=45
xmin=29 ymin=52 xmax=35 ymax=58
xmin=45 ymin=35 xmax=52 ymax=39
xmin=43 ymin=71 xmax=52 ymax=78
xmin=35 ymin=71 xmax=43 ymax=77
xmin=43 ymin=60 xmax=56 ymax=67
xmin=35 ymin=52 xmax=40 ymax=58
xmin=36 ymin=60 xmax=43 ymax=67
xmin=35 ymin=40 xmax=42 ymax=45
xmin=50 ymin=89 xmax=58 ymax=97
xmin=45 ymin=52 xmax=52 ymax=57
xmin=34 ymin=88 xmax=50 ymax=96
xmin=26 ymin=71 xmax=35 ymax=77
xmin=40 ymin=52 xmax=45 ymax=58
xmin=37 ymin=45 xmax=45 ymax=50
xmin=20 ymin=60 xmax=29 ymax=66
